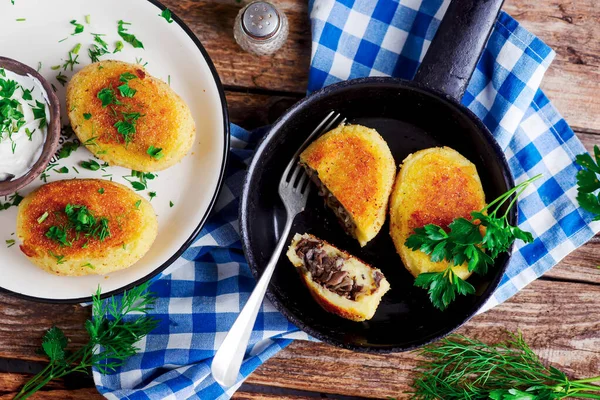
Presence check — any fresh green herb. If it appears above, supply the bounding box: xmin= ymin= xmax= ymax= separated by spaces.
xmin=81 ymin=262 xmax=95 ymax=269
xmin=31 ymin=100 xmax=47 ymax=129
xmin=410 ymin=332 xmax=600 ymax=399
xmin=83 ymin=112 xmax=92 ymax=120
xmin=114 ymin=41 xmax=124 ymax=53
xmin=82 ymin=136 xmax=98 ymax=147
xmin=14 ymin=283 xmax=158 ymax=400
xmin=58 ymin=37 xmax=68 ymax=43
xmin=85 ymin=14 xmax=91 ymax=24
xmin=114 ymin=112 xmax=142 ymax=144
xmin=134 ymin=200 xmax=141 ymax=209
xmin=16 ymin=18 xmax=25 ymax=22
xmin=168 ymin=75 xmax=171 ymax=86
xmin=88 ymin=44 xmax=109 ymax=63
xmin=81 ymin=240 xmax=89 ymax=249
xmin=117 ymin=20 xmax=144 ymax=49
xmin=37 ymin=211 xmax=49 ymax=224
xmin=81 ymin=159 xmax=100 ymax=171
xmin=51 ymin=83 xmax=57 ymax=93
xmin=0 ymin=192 xmax=23 ymax=210
xmin=135 ymin=57 xmax=148 ymax=67
xmin=124 ymin=170 xmax=155 ymax=191
xmin=169 ymin=201 xmax=174 ymax=208
xmin=117 ymin=83 xmax=136 ymax=98
xmin=147 ymin=146 xmax=164 ymax=160
xmin=46 ymin=204 xmax=111 ymax=247
xmin=21 ymin=86 xmax=33 ymax=100
xmin=58 ymin=141 xmax=79 ymax=159
xmin=148 ymin=192 xmax=156 ymax=201
xmin=25 ymin=128 xmax=35 ymax=140
xmin=37 ymin=61 xmax=42 ymax=72
xmin=6 ymin=239 xmax=15 ymax=248
xmin=62 ymin=51 xmax=79 ymax=71
xmin=53 ymin=166 xmax=69 ymax=174
xmin=406 ymin=175 xmax=541 ymax=310
xmin=0 ymin=77 xmax=18 ymax=98
xmin=0 ymin=69 xmax=5 ymax=78
xmin=0 ymin=97 xmax=25 ymax=145
xmin=73 ymin=166 xmax=80 ymax=174
xmin=98 ymin=188 xmax=105 ymax=194
xmin=97 ymin=87 xmax=117 ymax=107
xmin=575 ymin=145 xmax=600 ymax=221
xmin=120 ymin=72 xmax=137 ymax=82
xmin=70 ymin=19 xmax=84 ymax=35
xmin=48 ymin=251 xmax=66 ymax=264
xmin=56 ymin=71 xmax=67 ymax=86
xmin=159 ymin=9 xmax=174 ymax=23
xmin=50 ymin=65 xmax=61 ymax=71
xmin=92 ymin=33 xmax=108 ymax=49
xmin=71 ymin=43 xmax=82 ymax=54
xmin=46 ymin=225 xmax=70 ymax=246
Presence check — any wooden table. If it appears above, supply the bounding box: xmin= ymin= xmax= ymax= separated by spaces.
xmin=2 ymin=0 xmax=600 ymax=398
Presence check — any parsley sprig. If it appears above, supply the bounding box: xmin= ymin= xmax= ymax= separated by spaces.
xmin=14 ymin=283 xmax=158 ymax=400
xmin=118 ymin=20 xmax=144 ymax=49
xmin=45 ymin=204 xmax=111 ymax=249
xmin=406 ymin=175 xmax=541 ymax=310
xmin=410 ymin=332 xmax=600 ymax=399
xmin=575 ymin=145 xmax=600 ymax=220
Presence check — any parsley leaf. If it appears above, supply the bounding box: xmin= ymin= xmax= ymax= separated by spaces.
xmin=41 ymin=326 xmax=68 ymax=363
xmin=81 ymin=159 xmax=100 ymax=171
xmin=70 ymin=19 xmax=84 ymax=35
xmin=147 ymin=146 xmax=163 ymax=160
xmin=575 ymin=145 xmax=600 ymax=221
xmin=88 ymin=45 xmax=109 ymax=63
xmin=114 ymin=41 xmax=124 ymax=53
xmin=21 ymin=86 xmax=33 ymax=101
xmin=159 ymin=9 xmax=174 ymax=23
xmin=31 ymin=100 xmax=47 ymax=129
xmin=59 ymin=141 xmax=79 ymax=159
xmin=117 ymin=20 xmax=144 ymax=49
xmin=406 ymin=175 xmax=541 ymax=310
xmin=97 ymin=87 xmax=116 ymax=107
xmin=0 ymin=78 xmax=18 ymax=98
xmin=83 ymin=112 xmax=92 ymax=120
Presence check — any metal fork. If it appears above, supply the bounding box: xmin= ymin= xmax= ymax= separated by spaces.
xmin=211 ymin=111 xmax=345 ymax=388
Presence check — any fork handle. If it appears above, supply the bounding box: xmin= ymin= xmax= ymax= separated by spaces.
xmin=211 ymin=216 xmax=294 ymax=388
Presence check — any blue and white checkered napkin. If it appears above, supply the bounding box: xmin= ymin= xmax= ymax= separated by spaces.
xmin=94 ymin=0 xmax=599 ymax=398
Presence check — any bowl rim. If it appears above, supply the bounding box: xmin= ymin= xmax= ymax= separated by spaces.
xmin=240 ymin=76 xmax=516 ymax=353
xmin=0 ymin=56 xmax=62 ymax=197
xmin=0 ymin=0 xmax=230 ymax=304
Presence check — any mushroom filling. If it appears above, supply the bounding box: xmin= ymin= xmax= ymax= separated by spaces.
xmin=302 ymin=166 xmax=357 ymax=237
xmin=295 ymin=237 xmax=369 ymax=300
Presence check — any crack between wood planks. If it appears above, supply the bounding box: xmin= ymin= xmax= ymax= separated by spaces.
xmin=239 ymin=382 xmax=379 ymax=399
xmin=539 ymin=274 xmax=600 ymax=287
xmin=223 ymin=84 xmax=305 ymax=98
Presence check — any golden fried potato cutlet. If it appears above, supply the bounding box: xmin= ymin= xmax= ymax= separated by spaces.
xmin=300 ymin=124 xmax=396 ymax=247
xmin=287 ymin=233 xmax=390 ymax=322
xmin=389 ymin=147 xmax=486 ymax=280
xmin=66 ymin=60 xmax=195 ymax=172
xmin=16 ymin=179 xmax=158 ymax=276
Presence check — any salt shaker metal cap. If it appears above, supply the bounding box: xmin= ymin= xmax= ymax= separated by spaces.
xmin=234 ymin=1 xmax=289 ymax=56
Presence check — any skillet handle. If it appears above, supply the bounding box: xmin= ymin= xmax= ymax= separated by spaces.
xmin=413 ymin=0 xmax=505 ymax=101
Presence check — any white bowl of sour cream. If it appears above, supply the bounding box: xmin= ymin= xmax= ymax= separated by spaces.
xmin=0 ymin=56 xmax=61 ymax=196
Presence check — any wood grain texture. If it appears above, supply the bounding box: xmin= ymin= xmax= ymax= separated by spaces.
xmin=0 ymin=373 xmax=101 ymax=399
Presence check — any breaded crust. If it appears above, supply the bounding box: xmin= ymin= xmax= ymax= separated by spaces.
xmin=300 ymin=124 xmax=396 ymax=246
xmin=286 ymin=233 xmax=390 ymax=322
xmin=16 ymin=179 xmax=158 ymax=276
xmin=389 ymin=147 xmax=486 ymax=279
xmin=66 ymin=60 xmax=195 ymax=172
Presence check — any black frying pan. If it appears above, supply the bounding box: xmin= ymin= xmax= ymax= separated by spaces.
xmin=240 ymin=0 xmax=513 ymax=352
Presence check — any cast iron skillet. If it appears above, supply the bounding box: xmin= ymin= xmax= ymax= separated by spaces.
xmin=240 ymin=0 xmax=512 ymax=352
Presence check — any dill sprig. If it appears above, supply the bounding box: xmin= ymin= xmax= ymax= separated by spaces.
xmin=14 ymin=283 xmax=158 ymax=400
xmin=410 ymin=332 xmax=600 ymax=399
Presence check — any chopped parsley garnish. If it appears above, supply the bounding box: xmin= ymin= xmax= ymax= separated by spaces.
xmin=134 ymin=200 xmax=141 ymax=209
xmin=71 ymin=43 xmax=82 ymax=54
xmin=0 ymin=192 xmax=23 ymax=210
xmin=73 ymin=166 xmax=80 ymax=174
xmin=0 ymin=78 xmax=18 ymax=98
xmin=53 ymin=166 xmax=69 ymax=174
xmin=58 ymin=141 xmax=79 ymax=159
xmin=37 ymin=211 xmax=49 ymax=224
xmin=114 ymin=41 xmax=124 ymax=53
xmin=92 ymin=33 xmax=108 ymax=49
xmin=85 ymin=15 xmax=91 ymax=24
xmin=16 ymin=18 xmax=25 ymax=22
xmin=117 ymin=20 xmax=144 ymax=49
xmin=97 ymin=87 xmax=117 ymax=107
xmin=6 ymin=239 xmax=15 ymax=248
xmin=82 ymin=136 xmax=98 ymax=147
xmin=147 ymin=146 xmax=163 ymax=160
xmin=21 ymin=86 xmax=33 ymax=100
xmin=81 ymin=159 xmax=100 ymax=171
xmin=135 ymin=57 xmax=148 ymax=67
xmin=117 ymin=83 xmax=136 ymax=98
xmin=25 ymin=128 xmax=36 ymax=141
xmin=0 ymin=69 xmax=4 ymax=77
xmin=115 ymin=112 xmax=142 ymax=144
xmin=62 ymin=52 xmax=79 ymax=71
xmin=70 ymin=19 xmax=84 ymax=35
xmin=148 ymin=192 xmax=156 ymax=201
xmin=98 ymin=188 xmax=105 ymax=194
xmin=169 ymin=201 xmax=174 ymax=208
xmin=81 ymin=262 xmax=95 ymax=269
xmin=37 ymin=62 xmax=42 ymax=72
xmin=83 ymin=113 xmax=92 ymax=120
xmin=56 ymin=72 xmax=67 ymax=86
xmin=51 ymin=65 xmax=61 ymax=71
xmin=31 ymin=100 xmax=47 ymax=129
xmin=125 ymin=170 xmax=155 ymax=191
xmin=159 ymin=9 xmax=174 ymax=23
xmin=46 ymin=204 xmax=111 ymax=248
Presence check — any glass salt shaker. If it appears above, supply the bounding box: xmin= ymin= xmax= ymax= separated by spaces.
xmin=233 ymin=1 xmax=289 ymax=56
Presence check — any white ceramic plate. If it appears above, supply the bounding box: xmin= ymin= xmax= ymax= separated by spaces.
xmin=0 ymin=0 xmax=228 ymax=302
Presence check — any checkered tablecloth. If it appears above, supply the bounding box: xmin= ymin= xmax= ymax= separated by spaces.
xmin=94 ymin=1 xmax=599 ymax=399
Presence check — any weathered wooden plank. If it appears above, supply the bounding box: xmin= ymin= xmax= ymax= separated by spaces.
xmin=0 ymin=373 xmax=101 ymax=399
xmin=245 ymin=279 xmax=600 ymax=398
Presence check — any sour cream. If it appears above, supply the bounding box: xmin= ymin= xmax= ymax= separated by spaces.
xmin=0 ymin=69 xmax=50 ymax=181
